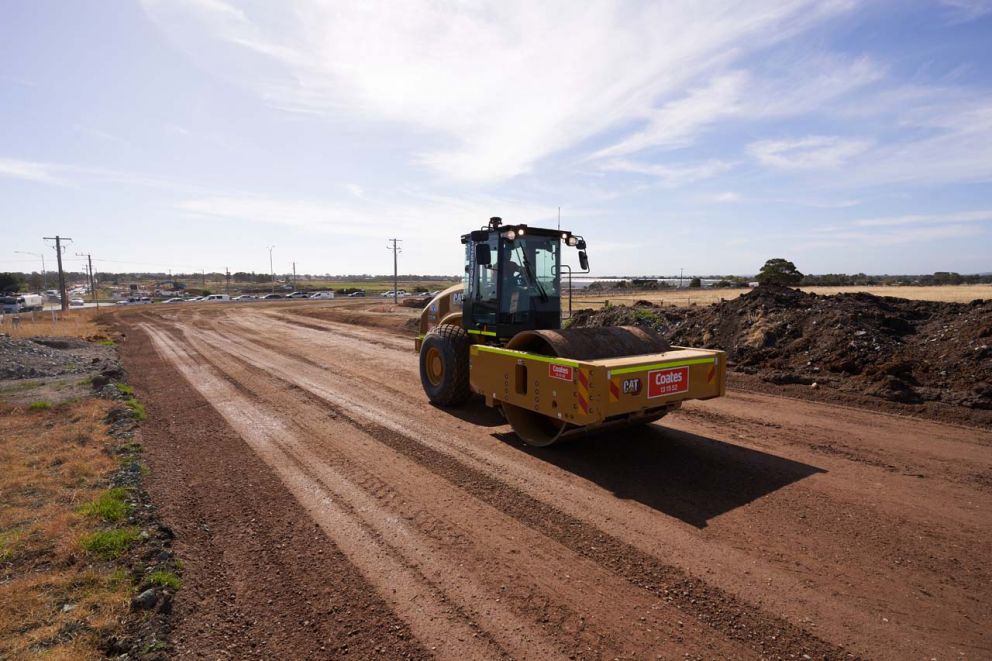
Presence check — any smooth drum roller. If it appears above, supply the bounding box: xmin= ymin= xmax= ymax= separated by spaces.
xmin=500 ymin=326 xmax=672 ymax=447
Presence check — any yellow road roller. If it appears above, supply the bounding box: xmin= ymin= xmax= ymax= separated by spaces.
xmin=415 ymin=217 xmax=726 ymax=446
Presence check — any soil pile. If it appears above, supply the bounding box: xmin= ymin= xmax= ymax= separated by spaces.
xmin=569 ymin=285 xmax=992 ymax=411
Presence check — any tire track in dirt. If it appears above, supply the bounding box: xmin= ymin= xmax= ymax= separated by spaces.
xmin=170 ymin=321 xmax=752 ymax=659
xmin=142 ymin=322 xmax=557 ymax=660
xmin=207 ymin=308 xmax=992 ymax=659
xmin=178 ymin=315 xmax=852 ymax=659
xmin=118 ymin=305 xmax=992 ymax=659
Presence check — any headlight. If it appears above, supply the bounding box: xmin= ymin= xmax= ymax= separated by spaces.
xmin=567 ymin=236 xmax=578 ymax=247
xmin=518 ymin=228 xmax=525 ymax=236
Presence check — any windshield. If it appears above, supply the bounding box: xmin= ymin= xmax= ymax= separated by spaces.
xmin=499 ymin=235 xmax=560 ymax=323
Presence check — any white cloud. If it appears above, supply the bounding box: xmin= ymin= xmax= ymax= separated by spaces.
xmin=938 ymin=0 xmax=992 ymax=22
xmin=593 ymin=72 xmax=748 ymax=159
xmin=142 ymin=0 xmax=853 ymax=183
xmin=849 ymin=209 xmax=992 ymax=227
xmin=176 ymin=190 xmax=570 ymax=243
xmin=748 ymin=135 xmax=873 ymax=169
xmin=712 ymin=192 xmax=741 ymax=203
xmin=0 ymin=156 xmax=200 ymax=191
xmin=601 ymin=159 xmax=734 ymax=187
xmin=0 ymin=158 xmax=64 ymax=184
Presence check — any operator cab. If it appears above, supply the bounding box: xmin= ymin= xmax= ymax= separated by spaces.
xmin=461 ymin=217 xmax=588 ymax=342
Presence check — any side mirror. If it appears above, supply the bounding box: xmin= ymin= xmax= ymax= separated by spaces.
xmin=578 ymin=250 xmax=589 ymax=271
xmin=475 ymin=243 xmax=492 ymax=266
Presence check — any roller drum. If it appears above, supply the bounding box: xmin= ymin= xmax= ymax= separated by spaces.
xmin=501 ymin=326 xmax=673 ymax=446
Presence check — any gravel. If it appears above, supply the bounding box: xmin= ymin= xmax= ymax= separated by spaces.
xmin=0 ymin=336 xmax=116 ymax=380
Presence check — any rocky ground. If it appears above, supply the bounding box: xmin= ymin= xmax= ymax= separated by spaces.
xmin=0 ymin=332 xmax=178 ymax=660
xmin=0 ymin=335 xmax=116 ymax=380
xmin=569 ymin=285 xmax=992 ymax=424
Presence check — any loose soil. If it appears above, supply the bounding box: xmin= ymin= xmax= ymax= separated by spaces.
xmin=110 ymin=302 xmax=992 ymax=660
xmin=569 ymin=285 xmax=992 ymax=426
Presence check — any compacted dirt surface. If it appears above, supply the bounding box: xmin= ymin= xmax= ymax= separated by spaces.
xmin=114 ymin=301 xmax=992 ymax=660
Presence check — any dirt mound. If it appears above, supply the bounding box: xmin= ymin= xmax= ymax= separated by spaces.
xmin=569 ymin=285 xmax=992 ymax=411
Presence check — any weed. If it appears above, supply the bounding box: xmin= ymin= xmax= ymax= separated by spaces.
xmin=80 ymin=488 xmax=131 ymax=523
xmin=96 ymin=339 xmax=115 ymax=346
xmin=114 ymin=383 xmax=134 ymax=397
xmin=145 ymin=570 xmax=181 ymax=590
xmin=125 ymin=398 xmax=146 ymax=421
xmin=634 ymin=308 xmax=657 ymax=323
xmin=79 ymin=527 xmax=140 ymax=560
xmin=0 ymin=529 xmax=23 ymax=563
xmin=28 ymin=401 xmax=51 ymax=411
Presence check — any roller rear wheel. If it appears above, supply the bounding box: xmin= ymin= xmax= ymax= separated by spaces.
xmin=419 ymin=324 xmax=471 ymax=406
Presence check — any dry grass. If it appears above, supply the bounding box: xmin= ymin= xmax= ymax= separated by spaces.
xmin=0 ymin=398 xmax=129 ymax=660
xmin=0 ymin=307 xmax=108 ymax=339
xmin=570 ymin=284 xmax=992 ymax=310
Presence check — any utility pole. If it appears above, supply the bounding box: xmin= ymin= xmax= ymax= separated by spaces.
xmin=43 ymin=236 xmax=71 ymax=311
xmin=679 ymin=267 xmax=684 ymax=289
xmin=14 ymin=251 xmax=46 ymax=291
xmin=225 ymin=267 xmax=231 ymax=295
xmin=75 ymin=252 xmax=97 ymax=304
xmin=268 ymin=245 xmax=275 ymax=294
xmin=292 ymin=261 xmax=296 ymax=289
xmin=386 ymin=238 xmax=402 ymax=304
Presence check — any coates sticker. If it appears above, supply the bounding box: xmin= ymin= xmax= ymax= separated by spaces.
xmin=622 ymin=377 xmax=642 ymax=395
xmin=647 ymin=366 xmax=689 ymax=398
xmin=548 ymin=363 xmax=574 ymax=381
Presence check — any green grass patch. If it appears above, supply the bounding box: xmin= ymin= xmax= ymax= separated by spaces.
xmin=145 ymin=570 xmax=181 ymax=590
xmin=80 ymin=487 xmax=131 ymax=523
xmin=28 ymin=401 xmax=51 ymax=411
xmin=79 ymin=527 xmax=140 ymax=560
xmin=96 ymin=339 xmax=115 ymax=346
xmin=125 ymin=398 xmax=146 ymax=421
xmin=115 ymin=383 xmax=134 ymax=396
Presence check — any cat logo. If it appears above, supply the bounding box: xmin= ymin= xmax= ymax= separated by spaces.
xmin=622 ymin=378 xmax=642 ymax=395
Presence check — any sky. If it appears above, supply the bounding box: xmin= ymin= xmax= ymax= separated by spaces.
xmin=1 ymin=0 xmax=991 ymax=278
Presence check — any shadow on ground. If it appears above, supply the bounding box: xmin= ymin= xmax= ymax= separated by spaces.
xmin=496 ymin=423 xmax=825 ymax=528
xmin=432 ymin=396 xmax=506 ymax=427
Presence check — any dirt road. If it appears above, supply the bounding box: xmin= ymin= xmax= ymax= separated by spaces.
xmin=115 ymin=302 xmax=992 ymax=659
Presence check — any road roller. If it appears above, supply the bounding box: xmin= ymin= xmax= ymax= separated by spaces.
xmin=415 ymin=217 xmax=726 ymax=446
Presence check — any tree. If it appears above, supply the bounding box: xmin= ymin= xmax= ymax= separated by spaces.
xmin=756 ymin=258 xmax=803 ymax=286
xmin=688 ymin=277 xmax=702 ymax=288
xmin=0 ymin=272 xmax=23 ymax=293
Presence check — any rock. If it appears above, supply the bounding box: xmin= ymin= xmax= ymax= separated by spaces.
xmin=131 ymin=588 xmax=159 ymax=611
xmin=811 ymin=382 xmax=819 ymax=390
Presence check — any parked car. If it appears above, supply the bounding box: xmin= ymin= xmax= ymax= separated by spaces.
xmin=261 ymin=293 xmax=283 ymax=300
xmin=232 ymin=294 xmax=256 ymax=301
xmin=187 ymin=296 xmax=203 ymax=302
xmin=347 ymin=291 xmax=366 ymax=297
xmin=286 ymin=291 xmax=310 ymax=299
xmin=162 ymin=297 xmax=185 ymax=304
xmin=69 ymin=298 xmax=85 ymax=307
xmin=309 ymin=291 xmax=335 ymax=299
xmin=380 ymin=290 xmax=407 ymax=298
xmin=203 ymin=294 xmax=230 ymax=302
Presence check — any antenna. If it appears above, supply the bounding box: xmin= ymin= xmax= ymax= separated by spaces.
xmin=557 ymin=206 xmax=561 ymax=231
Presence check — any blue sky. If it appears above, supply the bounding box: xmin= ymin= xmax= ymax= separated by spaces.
xmin=2 ymin=0 xmax=991 ymax=277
